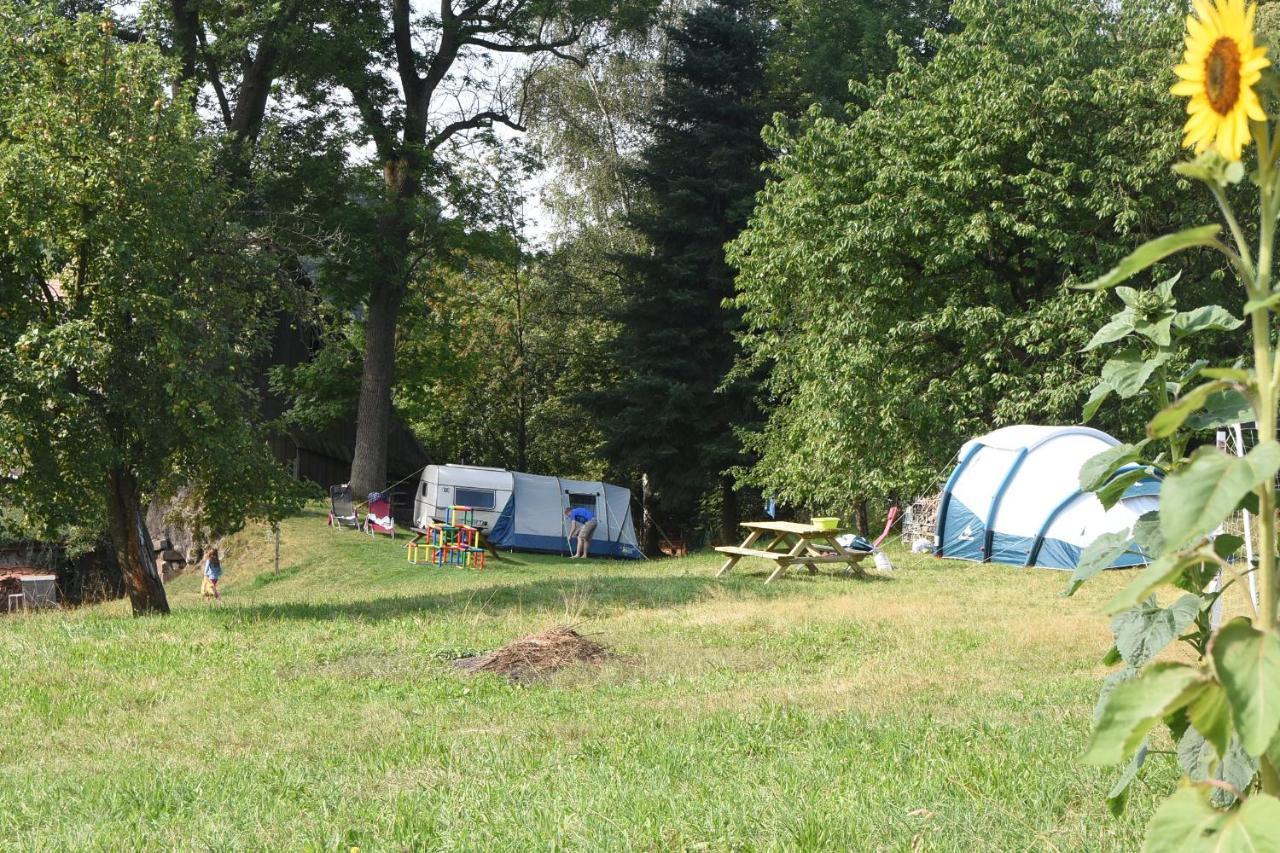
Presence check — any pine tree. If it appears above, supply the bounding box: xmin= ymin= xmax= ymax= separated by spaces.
xmin=593 ymin=0 xmax=772 ymax=548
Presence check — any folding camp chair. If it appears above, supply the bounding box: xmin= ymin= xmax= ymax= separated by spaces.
xmin=365 ymin=492 xmax=396 ymax=538
xmin=328 ymin=484 xmax=360 ymax=530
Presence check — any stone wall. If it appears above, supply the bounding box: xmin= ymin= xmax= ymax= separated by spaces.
xmin=145 ymin=490 xmax=207 ymax=582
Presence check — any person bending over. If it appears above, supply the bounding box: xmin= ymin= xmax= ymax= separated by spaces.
xmin=565 ymin=506 xmax=597 ymax=559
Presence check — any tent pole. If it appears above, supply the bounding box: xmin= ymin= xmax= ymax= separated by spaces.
xmin=622 ymin=496 xmax=647 ymax=560
xmin=1232 ymin=423 xmax=1261 ymax=613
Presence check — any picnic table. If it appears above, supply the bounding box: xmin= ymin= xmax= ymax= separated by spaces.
xmin=715 ymin=520 xmax=870 ymax=584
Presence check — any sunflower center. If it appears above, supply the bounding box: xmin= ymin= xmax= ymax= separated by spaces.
xmin=1205 ymin=37 xmax=1243 ymax=116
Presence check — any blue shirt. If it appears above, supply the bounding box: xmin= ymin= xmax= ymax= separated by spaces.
xmin=204 ymin=560 xmax=222 ymax=580
xmin=568 ymin=507 xmax=595 ymax=525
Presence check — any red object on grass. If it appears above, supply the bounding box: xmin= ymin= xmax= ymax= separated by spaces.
xmin=873 ymin=506 xmax=901 ymax=548
xmin=365 ymin=495 xmax=396 ymax=538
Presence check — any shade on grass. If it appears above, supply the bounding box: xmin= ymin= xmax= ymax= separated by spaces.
xmin=0 ymin=507 xmax=1234 ymax=849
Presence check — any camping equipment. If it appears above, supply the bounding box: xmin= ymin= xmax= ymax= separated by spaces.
xmin=364 ymin=492 xmax=396 ymax=538
xmin=811 ymin=517 xmax=839 ymax=531
xmin=935 ymin=425 xmax=1159 ymax=570
xmin=873 ymin=506 xmax=901 ymax=548
xmin=414 ymin=465 xmax=642 ymax=559
xmin=327 ymin=484 xmax=360 ymax=529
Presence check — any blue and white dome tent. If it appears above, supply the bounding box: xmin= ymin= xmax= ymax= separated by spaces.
xmin=935 ymin=425 xmax=1160 ymax=570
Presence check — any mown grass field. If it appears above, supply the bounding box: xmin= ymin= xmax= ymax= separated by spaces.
xmin=2 ymin=507 xmax=1242 ymax=850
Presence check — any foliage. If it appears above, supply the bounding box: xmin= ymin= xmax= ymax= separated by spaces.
xmin=1070 ymin=0 xmax=1280 ymax=839
xmin=396 ymin=238 xmax=618 ymax=479
xmin=727 ymin=0 xmax=1238 ymax=513
xmin=0 ymin=3 xmax=303 ymax=611
xmin=764 ymin=0 xmax=953 ymax=117
xmin=524 ymin=2 xmax=698 ymax=237
xmin=590 ymin=0 xmax=772 ymax=542
xmin=1070 ymin=275 xmax=1245 ymax=513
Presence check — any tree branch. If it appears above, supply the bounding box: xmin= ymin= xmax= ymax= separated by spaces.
xmin=418 ymin=0 xmax=463 ymax=120
xmin=392 ymin=0 xmax=423 ymax=107
xmin=196 ymin=25 xmax=233 ymax=128
xmin=465 ymin=30 xmax=580 ymax=56
xmin=227 ymin=0 xmax=306 ymax=142
xmin=348 ymin=73 xmax=400 ymax=160
xmin=427 ymin=110 xmax=527 ymax=154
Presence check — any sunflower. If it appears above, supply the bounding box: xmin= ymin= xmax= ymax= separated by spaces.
xmin=1172 ymin=0 xmax=1269 ymax=161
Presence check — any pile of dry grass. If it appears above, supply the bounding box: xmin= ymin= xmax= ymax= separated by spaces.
xmin=453 ymin=626 xmax=607 ymax=682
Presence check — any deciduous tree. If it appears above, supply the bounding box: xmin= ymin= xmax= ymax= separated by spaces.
xmin=289 ymin=0 xmax=659 ymax=498
xmin=0 ymin=5 xmax=301 ymax=614
xmin=728 ymin=0 xmax=1239 ymax=514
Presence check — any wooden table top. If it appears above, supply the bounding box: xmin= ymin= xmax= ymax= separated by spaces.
xmin=740 ymin=520 xmax=847 ymax=535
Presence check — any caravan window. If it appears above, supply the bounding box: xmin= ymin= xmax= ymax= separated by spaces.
xmin=567 ymin=493 xmax=598 ymax=511
xmin=454 ymin=487 xmax=496 ymax=510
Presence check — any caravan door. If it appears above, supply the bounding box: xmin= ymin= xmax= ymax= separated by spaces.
xmin=413 ymin=466 xmax=442 ymax=529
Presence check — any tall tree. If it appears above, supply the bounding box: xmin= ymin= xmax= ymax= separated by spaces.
xmin=727 ymin=0 xmax=1240 ymax=514
xmin=526 ymin=0 xmax=698 ymax=236
xmin=284 ymin=0 xmax=659 ymax=498
xmin=591 ymin=0 xmax=772 ymax=547
xmin=0 ymin=5 xmax=301 ymax=614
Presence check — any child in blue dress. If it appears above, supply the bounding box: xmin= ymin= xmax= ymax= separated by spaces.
xmin=202 ymin=548 xmax=223 ymax=600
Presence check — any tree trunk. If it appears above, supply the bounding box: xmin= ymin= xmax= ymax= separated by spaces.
xmin=167 ymin=0 xmax=200 ymax=102
xmin=719 ymin=476 xmax=738 ymax=546
xmin=350 ymin=277 xmax=404 ymax=498
xmin=350 ymin=152 xmax=417 ymax=498
xmin=641 ymin=472 xmax=662 ymax=557
xmin=105 ymin=468 xmax=169 ymax=616
xmin=855 ymin=499 xmax=870 ymax=537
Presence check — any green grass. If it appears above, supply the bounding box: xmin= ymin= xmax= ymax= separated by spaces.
xmin=0 ymin=507 xmax=1236 ymax=850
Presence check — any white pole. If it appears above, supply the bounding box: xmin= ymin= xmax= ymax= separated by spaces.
xmin=1209 ymin=431 xmax=1228 ymax=628
xmin=1232 ymin=423 xmax=1261 ymax=614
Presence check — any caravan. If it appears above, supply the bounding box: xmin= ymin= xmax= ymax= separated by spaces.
xmin=413 ymin=465 xmax=643 ymax=559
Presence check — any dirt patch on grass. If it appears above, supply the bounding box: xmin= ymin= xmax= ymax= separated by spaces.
xmin=453 ymin=626 xmax=608 ymax=682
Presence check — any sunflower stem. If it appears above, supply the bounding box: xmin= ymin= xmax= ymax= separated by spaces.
xmin=1251 ymin=156 xmax=1278 ymax=644
xmin=1249 ymin=175 xmax=1280 ymax=797
xmin=1212 ymin=186 xmax=1257 ymax=280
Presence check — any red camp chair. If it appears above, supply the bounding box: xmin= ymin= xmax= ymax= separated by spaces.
xmin=364 ymin=492 xmax=396 ymax=538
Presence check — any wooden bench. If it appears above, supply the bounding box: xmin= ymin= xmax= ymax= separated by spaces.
xmin=714 ymin=545 xmax=789 ymax=560
xmin=714 ymin=546 xmax=872 ymax=566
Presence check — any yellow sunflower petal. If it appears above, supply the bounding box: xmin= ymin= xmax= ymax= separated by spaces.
xmin=1174 ymin=0 xmax=1267 ymax=159
xmin=1187 ymin=14 xmax=1211 ymax=44
xmin=1246 ymin=92 xmax=1267 ymax=121
xmin=1174 ymin=62 xmax=1205 ymax=82
xmin=1215 ymin=120 xmax=1234 ymax=159
xmin=1193 ymin=0 xmax=1222 ymax=29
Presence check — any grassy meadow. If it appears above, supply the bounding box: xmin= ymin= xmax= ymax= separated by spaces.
xmin=1 ymin=507 xmax=1245 ymax=851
